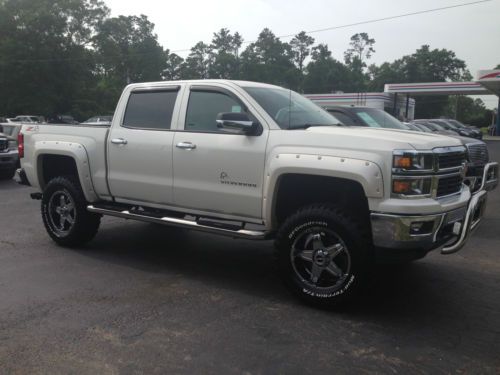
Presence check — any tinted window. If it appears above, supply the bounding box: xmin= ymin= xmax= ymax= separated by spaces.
xmin=327 ymin=111 xmax=358 ymax=126
xmin=185 ymin=91 xmax=244 ymax=133
xmin=123 ymin=90 xmax=178 ymax=130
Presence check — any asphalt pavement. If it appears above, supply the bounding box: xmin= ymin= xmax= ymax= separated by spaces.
xmin=1 ymin=143 xmax=500 ymax=374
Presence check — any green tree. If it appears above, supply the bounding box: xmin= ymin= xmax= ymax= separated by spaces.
xmin=344 ymin=33 xmax=375 ymax=66
xmin=290 ymin=31 xmax=315 ymax=73
xmin=303 ymin=44 xmax=351 ymax=93
xmin=94 ymin=15 xmax=165 ymax=83
xmin=209 ymin=28 xmax=242 ymax=79
xmin=0 ymin=0 xmax=109 ymax=119
xmin=181 ymin=41 xmax=212 ymax=79
xmin=445 ymin=96 xmax=492 ymax=127
xmin=369 ymin=45 xmax=471 ymax=118
xmin=240 ymin=28 xmax=298 ymax=88
xmin=162 ymin=50 xmax=184 ymax=80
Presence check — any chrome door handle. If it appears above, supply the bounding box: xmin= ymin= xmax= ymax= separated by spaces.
xmin=176 ymin=142 xmax=196 ymax=150
xmin=111 ymin=138 xmax=128 ymax=145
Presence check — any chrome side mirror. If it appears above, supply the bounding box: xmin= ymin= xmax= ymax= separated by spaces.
xmin=216 ymin=112 xmax=261 ymax=135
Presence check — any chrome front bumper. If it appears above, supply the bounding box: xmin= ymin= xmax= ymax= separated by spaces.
xmin=371 ymin=162 xmax=498 ymax=255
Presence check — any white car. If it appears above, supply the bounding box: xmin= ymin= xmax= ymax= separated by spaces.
xmin=15 ymin=80 xmax=499 ymax=306
xmin=82 ymin=116 xmax=112 ymax=126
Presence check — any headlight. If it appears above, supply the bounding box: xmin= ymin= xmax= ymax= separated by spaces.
xmin=393 ymin=177 xmax=432 ymax=196
xmin=393 ymin=151 xmax=433 ymax=172
xmin=8 ymin=140 xmax=17 ymax=150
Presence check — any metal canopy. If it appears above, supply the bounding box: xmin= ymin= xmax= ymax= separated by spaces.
xmin=384 ymin=81 xmax=489 ymax=96
xmin=477 ymin=70 xmax=500 ymax=96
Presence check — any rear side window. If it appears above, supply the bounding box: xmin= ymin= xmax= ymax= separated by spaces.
xmin=123 ymin=90 xmax=178 ymax=130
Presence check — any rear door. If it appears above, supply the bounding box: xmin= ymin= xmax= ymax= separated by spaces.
xmin=172 ymin=84 xmax=269 ymax=220
xmin=107 ymin=85 xmax=181 ymax=205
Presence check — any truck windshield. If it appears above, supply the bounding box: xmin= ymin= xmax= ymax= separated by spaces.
xmin=242 ymin=87 xmax=341 ymax=129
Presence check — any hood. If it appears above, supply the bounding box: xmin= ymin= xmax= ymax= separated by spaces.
xmin=305 ymin=126 xmax=463 ymax=150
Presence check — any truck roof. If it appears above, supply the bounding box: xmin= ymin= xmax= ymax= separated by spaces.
xmin=125 ymin=79 xmax=284 ymax=90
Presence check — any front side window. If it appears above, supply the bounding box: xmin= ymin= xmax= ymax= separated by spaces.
xmin=185 ymin=90 xmax=245 ymax=133
xmin=243 ymin=87 xmax=340 ymax=129
xmin=123 ymin=90 xmax=178 ymax=130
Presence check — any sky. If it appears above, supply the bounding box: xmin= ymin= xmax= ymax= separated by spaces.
xmin=104 ymin=0 xmax=500 ymax=108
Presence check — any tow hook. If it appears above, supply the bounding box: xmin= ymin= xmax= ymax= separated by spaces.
xmin=30 ymin=192 xmax=42 ymax=200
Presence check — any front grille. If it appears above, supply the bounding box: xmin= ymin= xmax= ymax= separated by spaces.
xmin=467 ymin=143 xmax=489 ymax=165
xmin=438 ymin=152 xmax=466 ymax=169
xmin=437 ymin=175 xmax=463 ymax=197
xmin=0 ymin=139 xmax=7 ymax=152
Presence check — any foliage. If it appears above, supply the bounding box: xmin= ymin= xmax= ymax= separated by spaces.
xmin=0 ymin=1 xmax=491 ymax=123
xmin=445 ymin=96 xmax=492 ymax=127
xmin=240 ymin=28 xmax=299 ymax=89
xmin=344 ymin=32 xmax=375 ymax=66
xmin=0 ymin=0 xmax=109 ymax=119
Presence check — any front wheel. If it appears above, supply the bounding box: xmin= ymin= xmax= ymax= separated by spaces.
xmin=41 ymin=176 xmax=101 ymax=247
xmin=275 ymin=204 xmax=372 ymax=306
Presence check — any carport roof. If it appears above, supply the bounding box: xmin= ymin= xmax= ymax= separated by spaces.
xmin=384 ymin=81 xmax=489 ymax=96
xmin=477 ymin=70 xmax=500 ymax=96
xmin=384 ymin=70 xmax=500 ymax=97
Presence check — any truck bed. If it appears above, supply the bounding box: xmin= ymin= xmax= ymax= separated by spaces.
xmin=21 ymin=123 xmax=111 ymax=199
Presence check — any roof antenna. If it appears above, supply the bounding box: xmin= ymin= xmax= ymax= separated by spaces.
xmin=288 ymin=88 xmax=292 ymax=129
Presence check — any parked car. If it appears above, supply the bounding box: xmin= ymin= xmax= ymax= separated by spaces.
xmin=411 ymin=120 xmax=457 ymax=136
xmin=47 ymin=114 xmax=79 ymax=124
xmin=323 ymin=106 xmax=408 ymax=129
xmin=0 ymin=132 xmax=19 ymax=179
xmin=16 ymin=80 xmax=498 ymax=306
xmin=0 ymin=122 xmax=22 ymax=140
xmin=82 ymin=116 xmax=113 ymax=126
xmin=423 ymin=119 xmax=481 ymax=139
xmin=12 ymin=115 xmax=45 ymax=124
xmin=444 ymin=119 xmax=483 ymax=139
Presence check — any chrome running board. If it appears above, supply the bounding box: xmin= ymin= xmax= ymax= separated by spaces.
xmin=87 ymin=205 xmax=268 ymax=240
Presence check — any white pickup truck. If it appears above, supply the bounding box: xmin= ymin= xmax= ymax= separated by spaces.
xmin=16 ymin=80 xmax=498 ymax=305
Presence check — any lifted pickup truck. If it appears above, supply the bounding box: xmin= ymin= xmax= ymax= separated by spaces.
xmin=16 ymin=80 xmax=499 ymax=305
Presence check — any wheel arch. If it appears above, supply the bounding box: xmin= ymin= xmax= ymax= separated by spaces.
xmin=263 ymin=154 xmax=384 ymax=230
xmin=35 ymin=142 xmax=98 ymax=202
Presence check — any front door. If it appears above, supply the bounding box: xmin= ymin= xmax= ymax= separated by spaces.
xmin=107 ymin=86 xmax=180 ymax=205
xmin=172 ymin=85 xmax=268 ymax=220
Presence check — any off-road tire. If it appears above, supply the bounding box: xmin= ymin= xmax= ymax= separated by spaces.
xmin=275 ymin=204 xmax=372 ymax=306
xmin=41 ymin=175 xmax=101 ymax=247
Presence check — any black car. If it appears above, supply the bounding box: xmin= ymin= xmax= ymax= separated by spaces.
xmin=48 ymin=114 xmax=79 ymax=124
xmin=411 ymin=120 xmax=457 ymax=136
xmin=428 ymin=119 xmax=482 ymax=139
xmin=444 ymin=119 xmax=483 ymax=139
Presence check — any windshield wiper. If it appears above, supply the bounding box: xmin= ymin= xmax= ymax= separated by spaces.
xmin=289 ymin=123 xmax=343 ymax=130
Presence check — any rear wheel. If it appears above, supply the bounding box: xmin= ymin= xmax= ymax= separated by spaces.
xmin=275 ymin=204 xmax=371 ymax=306
xmin=41 ymin=176 xmax=101 ymax=247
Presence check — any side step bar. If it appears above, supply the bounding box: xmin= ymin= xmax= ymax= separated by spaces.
xmin=87 ymin=205 xmax=269 ymax=240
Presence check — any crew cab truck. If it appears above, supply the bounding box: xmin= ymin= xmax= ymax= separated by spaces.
xmin=15 ymin=80 xmax=499 ymax=306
